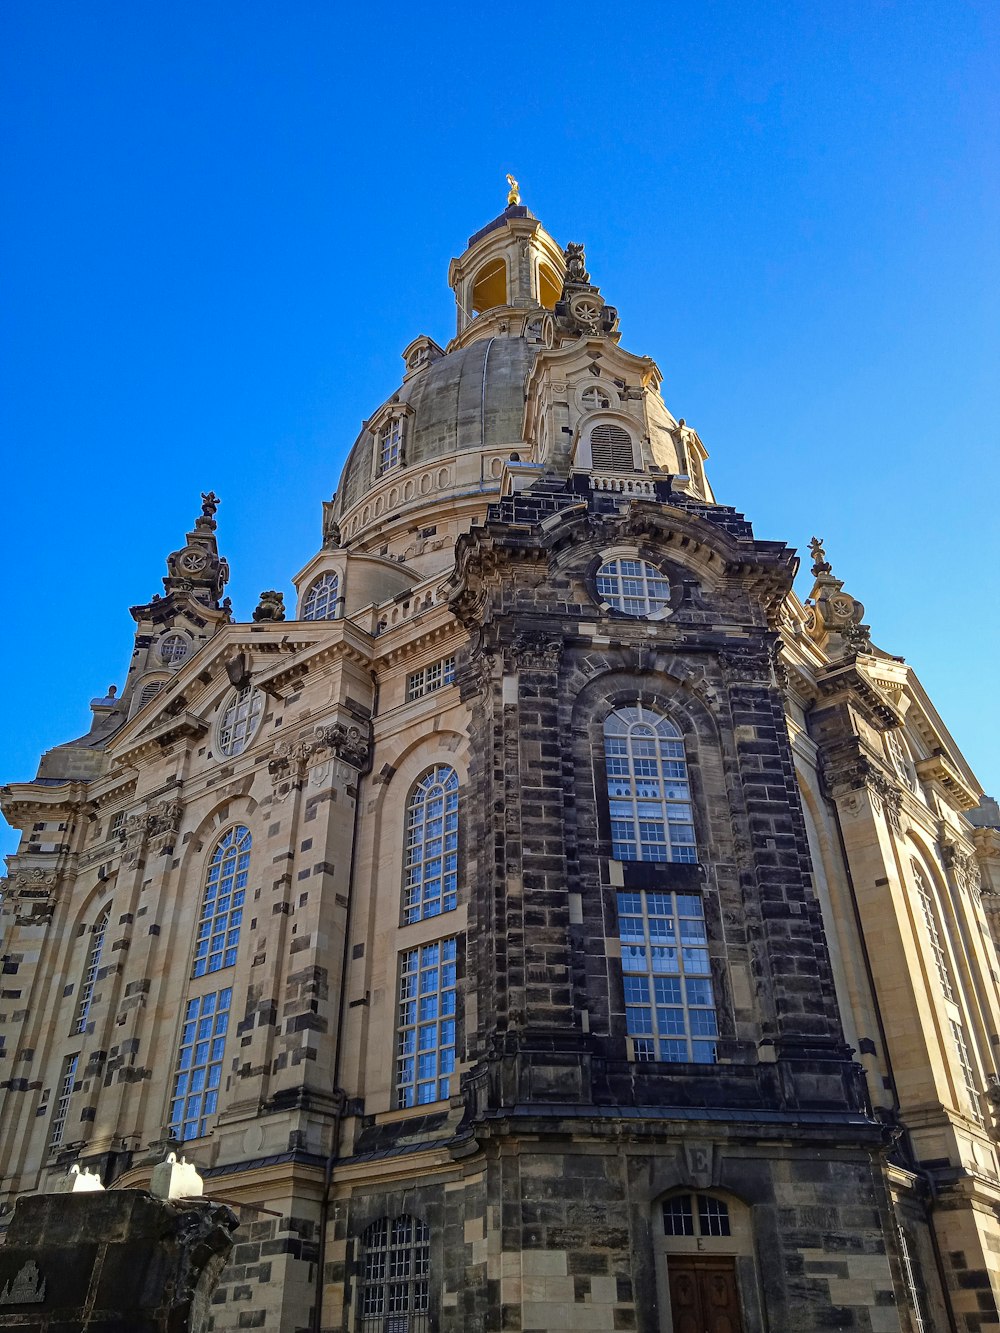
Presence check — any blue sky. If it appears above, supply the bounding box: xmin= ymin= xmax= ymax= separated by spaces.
xmin=1 ymin=2 xmax=997 ymax=857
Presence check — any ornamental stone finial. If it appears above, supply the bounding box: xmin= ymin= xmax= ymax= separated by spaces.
xmin=809 ymin=536 xmax=831 ymax=577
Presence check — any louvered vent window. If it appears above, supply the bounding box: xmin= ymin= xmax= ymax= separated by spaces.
xmin=590 ymin=423 xmax=635 ymax=472
xmin=137 ymin=682 xmax=163 ymax=711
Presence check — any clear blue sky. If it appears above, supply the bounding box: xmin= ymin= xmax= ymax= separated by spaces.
xmin=1 ymin=2 xmax=997 ymax=858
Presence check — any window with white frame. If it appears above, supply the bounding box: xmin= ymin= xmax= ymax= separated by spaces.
xmin=662 ymin=1193 xmax=732 ymax=1237
xmin=403 ymin=766 xmax=458 ymax=924
xmin=109 ymin=811 xmax=125 ymax=838
xmin=618 ymin=891 xmax=717 ymax=1062
xmin=159 ymin=633 xmax=190 ymax=666
xmin=406 ymin=656 xmax=456 ymax=702
xmin=302 ymin=571 xmax=340 ymax=621
xmin=218 ymin=685 xmax=263 ymax=758
xmin=193 ymin=826 xmax=249 ymax=977
xmin=378 ymin=418 xmax=402 ymax=475
xmin=169 ymin=987 xmax=232 ymax=1141
xmin=605 ymin=707 xmax=696 ymax=862
xmin=73 ymin=907 xmax=110 ymax=1034
xmin=911 ymin=861 xmax=954 ymax=1001
xmin=49 ymin=1053 xmax=79 ymax=1148
xmin=395 ymin=939 xmax=457 ymax=1107
xmin=950 ymin=1018 xmax=983 ymax=1125
xmin=589 ymin=422 xmax=635 ymax=471
xmin=596 ymin=558 xmax=671 ymax=618
xmin=886 ymin=730 xmax=917 ymax=791
xmin=359 ymin=1215 xmax=430 ymax=1333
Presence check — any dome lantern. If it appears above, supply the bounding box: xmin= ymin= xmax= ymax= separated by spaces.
xmin=447 ymin=182 xmax=566 ymax=341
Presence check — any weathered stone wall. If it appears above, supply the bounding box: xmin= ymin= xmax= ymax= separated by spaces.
xmin=0 ymin=1190 xmax=236 ymax=1331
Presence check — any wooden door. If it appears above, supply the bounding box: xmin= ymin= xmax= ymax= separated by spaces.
xmin=668 ymin=1257 xmax=744 ymax=1333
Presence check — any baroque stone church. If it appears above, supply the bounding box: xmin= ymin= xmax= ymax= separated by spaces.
xmin=2 ymin=189 xmax=999 ymax=1333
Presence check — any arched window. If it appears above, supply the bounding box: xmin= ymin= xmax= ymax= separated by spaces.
xmin=72 ymin=907 xmax=110 ymax=1035
xmin=538 ymin=261 xmax=561 ymax=310
xmin=403 ymin=766 xmax=459 ymax=923
xmin=218 ymin=685 xmax=263 ymax=757
xmin=302 ymin=571 xmax=340 ymax=621
xmin=604 ymin=707 xmax=695 ymax=862
xmin=590 ymin=422 xmax=635 ymax=471
xmin=359 ymin=1215 xmax=430 ymax=1333
xmin=193 ymin=826 xmax=250 ymax=977
xmin=596 ymin=558 xmax=671 ymax=618
xmin=470 ymin=258 xmax=506 ymax=313
xmin=657 ymin=1192 xmax=755 ymax=1329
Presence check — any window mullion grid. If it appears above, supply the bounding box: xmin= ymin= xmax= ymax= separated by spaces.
xmin=49 ymin=1053 xmax=79 ymax=1147
xmin=395 ymin=939 xmax=457 ymax=1107
xmin=73 ymin=911 xmax=108 ymax=1034
xmin=619 ymin=891 xmax=717 ymax=1064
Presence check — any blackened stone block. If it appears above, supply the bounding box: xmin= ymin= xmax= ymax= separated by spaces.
xmin=0 ymin=1189 xmax=237 ymax=1331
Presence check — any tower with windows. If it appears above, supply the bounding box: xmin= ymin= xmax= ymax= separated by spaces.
xmin=2 ymin=190 xmax=999 ymax=1333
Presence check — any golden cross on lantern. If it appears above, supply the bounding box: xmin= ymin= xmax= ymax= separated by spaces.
xmin=506 ymin=174 xmax=520 ymax=206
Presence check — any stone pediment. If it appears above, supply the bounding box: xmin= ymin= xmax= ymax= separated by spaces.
xmin=110 ymin=621 xmax=374 ymax=762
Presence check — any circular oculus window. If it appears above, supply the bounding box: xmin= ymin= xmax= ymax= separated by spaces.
xmin=160 ymin=633 xmax=190 ymax=666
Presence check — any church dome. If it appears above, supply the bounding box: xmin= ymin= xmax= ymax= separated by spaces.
xmin=330 ymin=333 xmax=539 ymax=541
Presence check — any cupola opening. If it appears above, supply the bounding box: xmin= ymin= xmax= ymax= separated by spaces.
xmin=538 ymin=261 xmax=561 ymax=310
xmin=471 ymin=258 xmax=507 ymax=313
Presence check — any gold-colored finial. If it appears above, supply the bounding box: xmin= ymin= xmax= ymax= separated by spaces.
xmin=506 ymin=173 xmax=520 ymax=206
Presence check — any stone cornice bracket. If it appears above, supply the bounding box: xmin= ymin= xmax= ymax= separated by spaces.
xmin=313 ymin=720 xmax=373 ymax=773
xmin=813 ymin=660 xmax=898 ymax=731
xmin=504 ymin=634 xmax=563 ymax=672
xmin=940 ymin=830 xmax=984 ymax=905
xmin=916 ymin=752 xmax=980 ymax=812
xmin=819 ymin=749 xmax=903 ymax=830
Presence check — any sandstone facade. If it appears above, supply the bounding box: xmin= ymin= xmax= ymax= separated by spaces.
xmin=2 ymin=196 xmax=999 ymax=1333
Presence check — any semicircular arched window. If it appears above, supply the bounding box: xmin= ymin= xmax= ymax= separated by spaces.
xmin=596 ymin=557 xmax=671 ymax=618
xmin=193 ymin=825 xmax=250 ymax=977
xmin=604 ymin=706 xmax=696 ymax=863
xmin=302 ymin=571 xmax=340 ymax=622
xmin=403 ymin=765 xmax=459 ymax=924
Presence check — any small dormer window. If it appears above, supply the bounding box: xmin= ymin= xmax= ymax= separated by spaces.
xmin=160 ymin=633 xmax=190 ymax=666
xmin=378 ymin=419 xmax=402 ymax=475
xmin=590 ymin=422 xmax=636 ymax=472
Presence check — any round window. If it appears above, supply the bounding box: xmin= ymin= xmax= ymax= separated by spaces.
xmin=160 ymin=633 xmax=190 ymax=666
xmin=218 ymin=686 xmax=264 ymax=758
xmin=596 ymin=557 xmax=671 ymax=618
